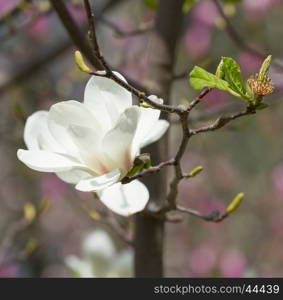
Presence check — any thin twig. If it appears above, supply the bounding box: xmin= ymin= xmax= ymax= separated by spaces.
xmin=101 ymin=18 xmax=153 ymax=38
xmin=191 ymin=104 xmax=256 ymax=135
xmin=121 ymin=159 xmax=175 ymax=184
xmin=213 ymin=0 xmax=283 ymax=72
xmin=83 ymin=0 xmax=184 ymax=114
xmin=166 ymin=112 xmax=191 ymax=211
xmin=187 ymin=87 xmax=212 ymax=112
xmin=176 ymin=205 xmax=228 ymax=223
xmin=50 ymin=0 xmax=103 ymax=69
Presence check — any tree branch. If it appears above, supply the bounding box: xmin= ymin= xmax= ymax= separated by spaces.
xmin=176 ymin=205 xmax=229 ymax=223
xmin=213 ymin=0 xmax=283 ymax=72
xmin=82 ymin=0 xmax=185 ymax=114
xmin=101 ymin=18 xmax=153 ymax=38
xmin=191 ymin=104 xmax=256 ymax=135
xmin=121 ymin=159 xmax=175 ymax=184
xmin=50 ymin=0 xmax=103 ymax=69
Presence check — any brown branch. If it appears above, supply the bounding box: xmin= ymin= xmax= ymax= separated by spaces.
xmin=0 ymin=0 xmax=147 ymax=96
xmin=191 ymin=104 xmax=256 ymax=135
xmin=176 ymin=205 xmax=229 ymax=223
xmin=83 ymin=0 xmax=184 ymax=114
xmin=213 ymin=0 xmax=283 ymax=72
xmin=0 ymin=0 xmax=32 ymax=27
xmin=187 ymin=87 xmax=212 ymax=112
xmin=101 ymin=18 xmax=153 ymax=38
xmin=190 ymin=103 xmax=243 ymax=122
xmin=166 ymin=112 xmax=190 ymax=211
xmin=121 ymin=159 xmax=175 ymax=184
xmin=50 ymin=0 xmax=103 ymax=69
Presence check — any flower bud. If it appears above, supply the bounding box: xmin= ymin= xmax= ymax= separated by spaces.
xmin=247 ymin=55 xmax=274 ymax=98
xmin=247 ymin=73 xmax=274 ymax=97
xmin=75 ymin=51 xmax=91 ymax=73
xmin=226 ymin=193 xmax=244 ymax=216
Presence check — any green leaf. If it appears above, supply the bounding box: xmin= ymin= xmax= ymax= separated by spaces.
xmin=218 ymin=57 xmax=253 ymax=101
xmin=182 ymin=0 xmax=198 ymax=14
xmin=144 ymin=0 xmax=159 ymax=11
xmin=219 ymin=57 xmax=246 ymax=95
xmin=189 ymin=66 xmax=230 ymax=91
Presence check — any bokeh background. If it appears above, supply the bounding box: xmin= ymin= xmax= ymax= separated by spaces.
xmin=1 ymin=0 xmax=283 ymax=277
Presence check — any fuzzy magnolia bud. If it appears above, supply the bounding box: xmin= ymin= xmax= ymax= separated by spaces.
xmin=247 ymin=55 xmax=274 ymax=98
xmin=247 ymin=74 xmax=274 ymax=97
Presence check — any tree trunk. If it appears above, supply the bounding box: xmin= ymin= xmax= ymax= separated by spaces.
xmin=134 ymin=0 xmax=184 ymax=278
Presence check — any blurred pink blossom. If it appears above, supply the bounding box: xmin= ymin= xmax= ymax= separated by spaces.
xmin=106 ymin=20 xmax=144 ymax=51
xmin=0 ymin=0 xmax=21 ymax=18
xmin=27 ymin=16 xmax=51 ymax=39
xmin=120 ymin=59 xmax=147 ymax=83
xmin=41 ymin=174 xmax=69 ymax=202
xmin=189 ymin=244 xmax=217 ymax=276
xmin=243 ymin=0 xmax=280 ymax=19
xmin=0 ymin=264 xmax=19 ymax=278
xmin=192 ymin=0 xmax=219 ymax=28
xmin=185 ymin=24 xmax=211 ymax=58
xmin=203 ymin=88 xmax=227 ymax=109
xmin=220 ymin=250 xmax=246 ymax=277
xmin=238 ymin=52 xmax=262 ymax=74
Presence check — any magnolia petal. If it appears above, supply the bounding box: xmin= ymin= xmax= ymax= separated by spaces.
xmin=75 ymin=169 xmax=121 ymax=192
xmin=106 ymin=250 xmax=133 ymax=278
xmin=148 ymin=94 xmax=164 ymax=105
xmin=49 ymin=100 xmax=100 ymax=129
xmin=82 ymin=230 xmax=116 ymax=261
xmin=141 ymin=119 xmax=169 ymax=148
xmin=98 ymin=180 xmax=149 ymax=216
xmin=17 ymin=149 xmax=90 ymax=173
xmin=67 ymin=124 xmax=107 ymax=175
xmin=130 ymin=106 xmax=160 ymax=156
xmin=24 ymin=110 xmax=63 ymax=152
xmin=56 ymin=169 xmax=92 ymax=184
xmin=102 ymin=106 xmax=141 ymax=175
xmin=84 ymin=72 xmax=132 ymax=125
xmin=65 ymin=256 xmax=94 ymax=278
xmin=48 ymin=100 xmax=102 ymax=158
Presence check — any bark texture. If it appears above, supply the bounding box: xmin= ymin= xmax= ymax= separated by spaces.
xmin=134 ymin=0 xmax=184 ymax=278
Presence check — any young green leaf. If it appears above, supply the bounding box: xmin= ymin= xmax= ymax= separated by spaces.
xmin=189 ymin=66 xmax=230 ymax=91
xmin=219 ymin=57 xmax=247 ymax=96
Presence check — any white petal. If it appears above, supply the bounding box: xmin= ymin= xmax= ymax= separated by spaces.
xmin=106 ymin=250 xmax=133 ymax=278
xmin=130 ymin=106 xmax=161 ymax=156
xmin=148 ymin=94 xmax=164 ymax=104
xmin=141 ymin=120 xmax=169 ymax=148
xmin=65 ymin=256 xmax=94 ymax=278
xmin=84 ymin=72 xmax=132 ymax=125
xmin=102 ymin=107 xmax=141 ymax=175
xmin=67 ymin=124 xmax=107 ymax=174
xmin=24 ymin=110 xmax=63 ymax=152
xmin=17 ymin=149 xmax=91 ymax=173
xmin=56 ymin=169 xmax=92 ymax=184
xmin=98 ymin=180 xmax=149 ymax=216
xmin=83 ymin=230 xmax=116 ymax=260
xmin=75 ymin=169 xmax=121 ymax=192
xmin=49 ymin=100 xmax=100 ymax=129
xmin=48 ymin=100 xmax=102 ymax=157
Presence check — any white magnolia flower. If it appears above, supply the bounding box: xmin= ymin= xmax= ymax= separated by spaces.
xmin=65 ymin=229 xmax=133 ymax=278
xmin=17 ymin=73 xmax=169 ymax=216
